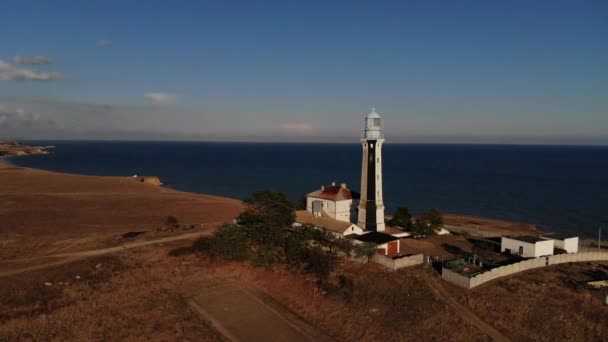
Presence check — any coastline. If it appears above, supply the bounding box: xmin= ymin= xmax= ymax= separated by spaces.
xmin=4 ymin=141 xmax=598 ymax=242
xmin=0 ymin=159 xmax=244 ymax=260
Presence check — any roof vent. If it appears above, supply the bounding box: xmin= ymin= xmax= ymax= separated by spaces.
xmin=341 ymin=183 xmax=347 ymax=189
xmin=321 ymin=185 xmax=325 ymax=191
xmin=331 ymin=182 xmax=336 ymax=186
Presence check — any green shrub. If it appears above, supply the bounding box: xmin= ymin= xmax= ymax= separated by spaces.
xmin=193 ymin=224 xmax=251 ymax=261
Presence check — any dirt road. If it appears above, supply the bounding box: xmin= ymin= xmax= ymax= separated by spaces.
xmin=420 ymin=272 xmax=511 ymax=342
xmin=0 ymin=231 xmax=207 ymax=278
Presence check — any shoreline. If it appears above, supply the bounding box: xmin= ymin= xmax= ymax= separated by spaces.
xmin=5 ymin=141 xmax=597 ymax=240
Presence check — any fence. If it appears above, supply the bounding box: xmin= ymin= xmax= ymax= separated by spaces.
xmin=443 ymin=252 xmax=608 ymax=289
xmin=372 ymin=253 xmax=424 ymax=271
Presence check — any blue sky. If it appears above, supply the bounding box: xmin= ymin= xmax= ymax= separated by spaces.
xmin=1 ymin=0 xmax=607 ymax=143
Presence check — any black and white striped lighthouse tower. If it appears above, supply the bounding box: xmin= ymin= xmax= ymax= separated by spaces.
xmin=357 ymin=108 xmax=385 ymax=232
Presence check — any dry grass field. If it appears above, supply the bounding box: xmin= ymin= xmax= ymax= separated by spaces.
xmin=0 ymin=162 xmax=242 ymax=260
xmin=443 ymin=213 xmax=538 ymax=236
xmin=2 ymin=162 xmax=607 ymax=341
xmin=456 ymin=262 xmax=608 ymax=341
xmin=0 ymin=248 xmax=222 ymax=341
xmin=4 ymin=240 xmax=606 ymax=341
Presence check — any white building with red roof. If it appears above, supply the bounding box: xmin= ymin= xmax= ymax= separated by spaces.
xmin=306 ymin=182 xmax=356 ymax=223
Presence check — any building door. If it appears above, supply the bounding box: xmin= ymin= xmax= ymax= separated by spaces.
xmin=387 ymin=241 xmax=399 ymax=256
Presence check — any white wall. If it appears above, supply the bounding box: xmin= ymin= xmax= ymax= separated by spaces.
xmin=532 ymin=239 xmax=554 ymax=257
xmin=554 ymin=237 xmax=579 ymax=253
xmin=501 ymin=237 xmax=554 ymax=258
xmin=444 ymin=252 xmax=608 ymax=289
xmin=307 ymin=197 xmax=352 ymax=223
xmin=335 ymin=200 xmax=353 ymax=222
xmin=343 ymin=224 xmax=364 ymax=236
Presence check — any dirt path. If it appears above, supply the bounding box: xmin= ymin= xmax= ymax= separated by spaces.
xmin=420 ymin=272 xmax=511 ymax=342
xmin=0 ymin=231 xmax=208 ymax=278
xmin=183 ymin=280 xmax=334 ymax=342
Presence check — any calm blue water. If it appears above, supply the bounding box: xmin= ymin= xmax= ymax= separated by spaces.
xmin=11 ymin=141 xmax=608 ymax=238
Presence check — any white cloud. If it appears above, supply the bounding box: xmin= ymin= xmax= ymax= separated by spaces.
xmin=13 ymin=55 xmax=50 ymax=65
xmin=279 ymin=123 xmax=314 ymax=134
xmin=144 ymin=92 xmax=177 ymax=105
xmin=98 ymin=39 xmax=112 ymax=47
xmin=0 ymin=60 xmax=65 ymax=81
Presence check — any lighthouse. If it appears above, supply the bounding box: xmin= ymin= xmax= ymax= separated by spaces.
xmin=357 ymin=108 xmax=385 ymax=232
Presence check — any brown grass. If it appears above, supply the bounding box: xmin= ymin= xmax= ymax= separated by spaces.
xmin=2 ymin=241 xmax=608 ymax=341
xmin=400 ymin=234 xmax=475 ymax=259
xmin=454 ymin=262 xmax=608 ymax=341
xmin=443 ymin=213 xmax=537 ymax=236
xmin=0 ymin=164 xmax=243 ymax=259
xmin=0 ymin=250 xmax=221 ymax=341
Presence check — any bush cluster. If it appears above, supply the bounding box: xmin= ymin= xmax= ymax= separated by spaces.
xmin=190 ymin=189 xmax=376 ymax=285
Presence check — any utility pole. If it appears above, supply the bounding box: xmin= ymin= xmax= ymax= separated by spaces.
xmin=599 ymin=225 xmax=602 ymax=252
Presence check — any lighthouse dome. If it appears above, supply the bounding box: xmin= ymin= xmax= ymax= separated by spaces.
xmin=363 ymin=108 xmax=382 ymax=139
xmin=366 ymin=108 xmax=381 ymax=119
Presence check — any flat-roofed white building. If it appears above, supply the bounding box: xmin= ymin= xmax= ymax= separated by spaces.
xmin=501 ymin=236 xmax=554 ymax=258
xmin=545 ymin=234 xmax=579 ymax=253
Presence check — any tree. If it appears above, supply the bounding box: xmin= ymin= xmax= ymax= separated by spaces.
xmin=237 ymin=190 xmax=296 ymax=268
xmin=194 ymin=224 xmax=250 ymax=261
xmin=283 ymin=224 xmax=316 ymax=267
xmin=165 ymin=215 xmax=179 ymax=232
xmin=418 ymin=208 xmax=443 ymax=228
xmin=355 ymin=242 xmax=378 ymax=262
xmin=410 ymin=220 xmax=435 ymax=238
xmin=304 ymin=246 xmax=337 ymax=285
xmin=311 ymin=228 xmax=337 ymax=252
xmin=238 ymin=190 xmax=296 ymax=229
xmin=387 ymin=207 xmax=413 ymax=230
xmin=295 ymin=194 xmax=307 ymax=210
xmin=334 ymin=238 xmax=355 ymax=259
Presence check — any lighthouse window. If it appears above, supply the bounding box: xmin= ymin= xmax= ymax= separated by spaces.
xmin=377 ymin=158 xmax=379 ymax=162
xmin=373 ymin=118 xmax=380 ymax=126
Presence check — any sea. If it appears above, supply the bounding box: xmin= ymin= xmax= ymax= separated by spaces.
xmin=10 ymin=141 xmax=608 ymax=238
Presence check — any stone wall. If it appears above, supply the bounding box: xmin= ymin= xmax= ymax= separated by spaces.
xmin=443 ymin=252 xmax=608 ymax=289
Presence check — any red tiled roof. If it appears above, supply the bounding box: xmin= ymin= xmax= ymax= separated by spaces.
xmin=306 ymin=185 xmax=353 ymax=201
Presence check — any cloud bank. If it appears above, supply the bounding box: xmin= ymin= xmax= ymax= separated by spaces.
xmin=0 ymin=105 xmax=54 ymax=129
xmin=12 ymin=55 xmax=50 ymax=65
xmin=98 ymin=39 xmax=112 ymax=47
xmin=279 ymin=123 xmax=314 ymax=134
xmin=144 ymin=92 xmax=177 ymax=105
xmin=0 ymin=60 xmax=64 ymax=81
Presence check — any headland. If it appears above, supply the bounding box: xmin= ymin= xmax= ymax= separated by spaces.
xmin=0 ymin=140 xmax=52 ymax=157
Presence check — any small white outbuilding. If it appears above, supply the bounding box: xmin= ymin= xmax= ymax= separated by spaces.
xmin=546 ymin=234 xmax=579 ymax=253
xmin=501 ymin=236 xmax=555 ymax=258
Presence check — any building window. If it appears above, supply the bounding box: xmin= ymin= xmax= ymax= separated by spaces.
xmin=377 ymin=157 xmax=379 ymax=163
xmin=370 ymin=144 xmax=374 ymax=149
xmin=518 ymin=246 xmax=524 ymax=254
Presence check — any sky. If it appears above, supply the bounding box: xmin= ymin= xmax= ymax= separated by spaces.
xmin=1 ymin=0 xmax=607 ymax=144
